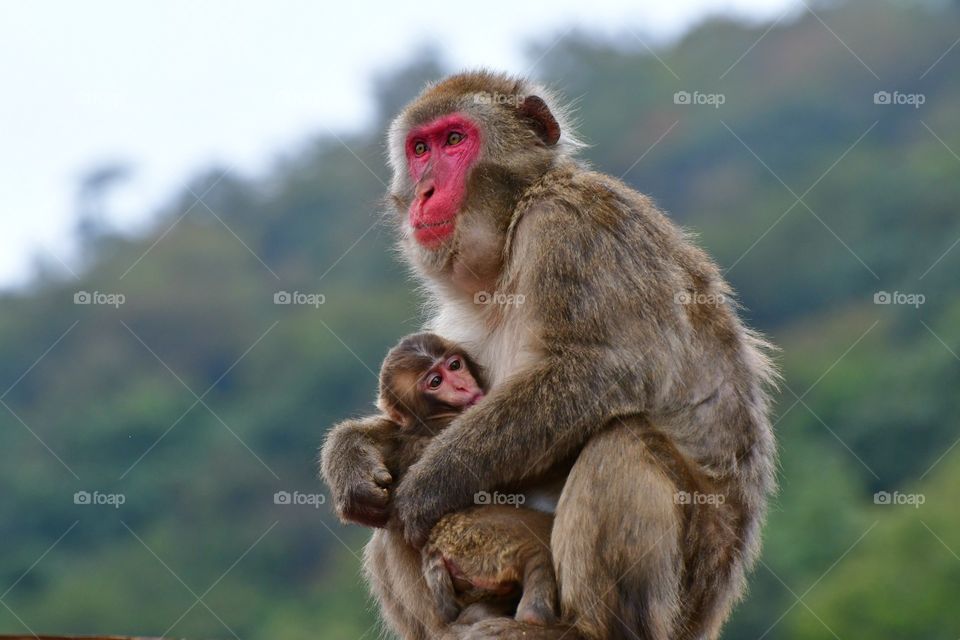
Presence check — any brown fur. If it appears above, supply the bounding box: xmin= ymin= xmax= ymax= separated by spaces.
xmin=364 ymin=332 xmax=561 ymax=632
xmin=424 ymin=506 xmax=558 ymax=627
xmin=377 ymin=332 xmax=486 ymax=431
xmin=321 ymin=70 xmax=778 ymax=640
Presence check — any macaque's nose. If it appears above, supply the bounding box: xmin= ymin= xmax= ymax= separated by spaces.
xmin=417 ymin=181 xmax=435 ymax=203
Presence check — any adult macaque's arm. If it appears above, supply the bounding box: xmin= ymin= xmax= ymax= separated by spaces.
xmin=393 ymin=348 xmax=635 ymax=546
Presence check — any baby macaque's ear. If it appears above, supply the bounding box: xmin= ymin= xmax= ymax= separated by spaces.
xmin=387 ymin=408 xmax=411 ymax=428
xmin=377 ymin=396 xmax=408 ymax=428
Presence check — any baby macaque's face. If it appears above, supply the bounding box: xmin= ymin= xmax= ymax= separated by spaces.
xmin=421 ymin=354 xmax=484 ymax=409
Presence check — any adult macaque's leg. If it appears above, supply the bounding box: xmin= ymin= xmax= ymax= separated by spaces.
xmin=364 ymin=529 xmax=447 ymax=639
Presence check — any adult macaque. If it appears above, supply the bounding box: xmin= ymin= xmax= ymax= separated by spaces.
xmin=375 ymin=332 xmax=560 ymax=627
xmin=321 ymin=71 xmax=777 ymax=640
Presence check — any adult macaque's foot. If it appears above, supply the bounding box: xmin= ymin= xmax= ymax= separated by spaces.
xmin=516 ymin=598 xmax=559 ymax=625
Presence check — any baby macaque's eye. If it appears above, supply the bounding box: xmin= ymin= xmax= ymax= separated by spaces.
xmin=428 ymin=374 xmax=442 ymax=389
xmin=449 ymin=358 xmax=461 ymax=371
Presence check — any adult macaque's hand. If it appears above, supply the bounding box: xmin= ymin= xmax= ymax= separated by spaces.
xmin=392 ymin=464 xmax=442 ymax=547
xmin=391 ymin=420 xmax=482 ymax=547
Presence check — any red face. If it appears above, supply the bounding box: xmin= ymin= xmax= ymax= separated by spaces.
xmin=421 ymin=354 xmax=484 ymax=409
xmin=405 ymin=114 xmax=482 ymax=248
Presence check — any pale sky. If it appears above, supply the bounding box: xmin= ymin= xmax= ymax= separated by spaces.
xmin=0 ymin=0 xmax=798 ymax=288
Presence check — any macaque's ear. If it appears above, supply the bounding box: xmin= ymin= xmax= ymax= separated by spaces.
xmin=378 ymin=396 xmax=406 ymax=428
xmin=386 ymin=406 xmax=410 ymax=429
xmin=518 ymin=95 xmax=561 ymax=146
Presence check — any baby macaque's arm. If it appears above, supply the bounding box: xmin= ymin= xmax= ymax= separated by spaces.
xmin=386 ymin=431 xmax=433 ymax=483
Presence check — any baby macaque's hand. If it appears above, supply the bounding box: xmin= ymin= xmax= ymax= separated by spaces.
xmin=320 ymin=415 xmax=399 ymax=529
xmin=335 ymin=459 xmax=393 ymax=528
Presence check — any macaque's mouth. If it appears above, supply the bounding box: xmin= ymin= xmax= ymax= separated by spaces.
xmin=415 ymin=219 xmax=454 ymax=229
xmin=467 ymin=392 xmax=484 ymax=406
xmin=412 ymin=219 xmax=455 ymax=246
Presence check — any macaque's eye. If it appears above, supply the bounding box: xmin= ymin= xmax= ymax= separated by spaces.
xmin=428 ymin=374 xmax=442 ymax=389
xmin=413 ymin=141 xmax=428 ymax=156
xmin=449 ymin=358 xmax=462 ymax=371
xmin=446 ymin=131 xmax=464 ymax=146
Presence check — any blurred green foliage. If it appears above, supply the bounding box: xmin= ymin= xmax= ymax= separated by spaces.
xmin=1 ymin=1 xmax=959 ymax=637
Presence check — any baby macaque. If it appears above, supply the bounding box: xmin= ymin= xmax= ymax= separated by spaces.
xmin=378 ymin=332 xmax=559 ymax=625
xmin=377 ymin=331 xmax=486 ymax=478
